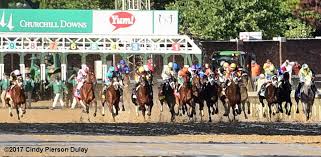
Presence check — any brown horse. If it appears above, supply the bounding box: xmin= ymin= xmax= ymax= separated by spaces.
xmin=192 ymin=75 xmax=204 ymax=117
xmin=6 ymin=78 xmax=26 ymax=120
xmin=78 ymin=71 xmax=97 ymax=119
xmin=225 ymin=77 xmax=241 ymax=120
xmin=202 ymin=74 xmax=220 ymax=122
xmin=100 ymin=77 xmax=121 ymax=121
xmin=175 ymin=74 xmax=195 ymax=119
xmin=259 ymin=80 xmax=278 ymax=120
xmin=135 ymin=74 xmax=153 ymax=120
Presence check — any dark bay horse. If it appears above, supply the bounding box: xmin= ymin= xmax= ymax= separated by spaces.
xmin=225 ymin=77 xmax=241 ymax=120
xmin=135 ymin=74 xmax=153 ymax=120
xmin=295 ymin=78 xmax=316 ymax=121
xmin=277 ymin=72 xmax=292 ymax=115
xmin=259 ymin=78 xmax=278 ymax=120
xmin=158 ymin=77 xmax=176 ymax=122
xmin=101 ymin=77 xmax=121 ymax=121
xmin=202 ymin=74 xmax=220 ymax=122
xmin=175 ymin=75 xmax=195 ymax=119
xmin=6 ymin=78 xmax=26 ymax=120
xmin=79 ymin=71 xmax=97 ymax=119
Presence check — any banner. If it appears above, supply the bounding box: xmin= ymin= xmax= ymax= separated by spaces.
xmin=0 ymin=9 xmax=92 ymax=33
xmin=0 ymin=9 xmax=178 ymax=35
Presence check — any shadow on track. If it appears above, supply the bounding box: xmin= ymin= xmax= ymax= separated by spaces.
xmin=0 ymin=122 xmax=320 ymax=136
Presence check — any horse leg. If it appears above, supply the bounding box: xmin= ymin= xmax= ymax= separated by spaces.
xmin=268 ymin=103 xmax=272 ymax=121
xmin=121 ymin=96 xmax=125 ymax=111
xmin=135 ymin=105 xmax=139 ymax=116
xmin=93 ymin=100 xmax=98 ymax=117
xmin=223 ymin=99 xmax=229 ymax=117
xmin=247 ymin=101 xmax=251 ymax=115
xmin=295 ymin=96 xmax=300 ymax=114
xmin=101 ymin=101 xmax=106 ymax=116
xmin=287 ymin=101 xmax=292 ymax=116
xmin=207 ymin=102 xmax=212 ymax=122
xmin=199 ymin=100 xmax=204 ymax=117
xmin=15 ymin=104 xmax=20 ymax=120
xmin=79 ymin=100 xmax=87 ymax=113
xmin=19 ymin=105 xmax=23 ymax=118
xmin=7 ymin=99 xmax=13 ymax=117
xmin=214 ymin=102 xmax=219 ymax=114
xmin=232 ymin=105 xmax=236 ymax=121
xmin=242 ymin=102 xmax=248 ymax=119
xmin=108 ymin=102 xmax=115 ymax=121
xmin=142 ymin=105 xmax=146 ymax=121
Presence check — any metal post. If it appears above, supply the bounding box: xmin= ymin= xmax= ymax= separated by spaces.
xmin=279 ymin=40 xmax=282 ymax=66
xmin=113 ymin=54 xmax=116 ymax=67
xmin=19 ymin=53 xmax=25 ymax=80
xmin=81 ymin=54 xmax=87 ymax=64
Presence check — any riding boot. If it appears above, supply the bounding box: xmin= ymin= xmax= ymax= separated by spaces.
xmin=296 ymin=82 xmax=303 ymax=98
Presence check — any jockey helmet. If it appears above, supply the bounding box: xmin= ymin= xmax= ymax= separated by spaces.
xmin=168 ymin=62 xmax=173 ymax=68
xmin=199 ymin=71 xmax=205 ymax=78
xmin=13 ymin=70 xmax=20 ymax=76
xmin=191 ymin=65 xmax=197 ymax=71
xmin=182 ymin=67 xmax=188 ymax=73
xmin=223 ymin=62 xmax=229 ymax=68
xmin=220 ymin=61 xmax=226 ymax=67
xmin=205 ymin=63 xmax=210 ymax=68
xmin=302 ymin=64 xmax=308 ymax=69
xmin=108 ymin=66 xmax=115 ymax=72
xmin=259 ymin=74 xmax=265 ymax=78
xmin=81 ymin=64 xmax=87 ymax=70
xmin=184 ymin=65 xmax=189 ymax=68
xmin=106 ymin=72 xmax=113 ymax=78
xmin=120 ymin=59 xmax=126 ymax=65
xmin=143 ymin=65 xmax=149 ymax=71
xmin=230 ymin=63 xmax=237 ymax=70
xmin=138 ymin=66 xmax=145 ymax=73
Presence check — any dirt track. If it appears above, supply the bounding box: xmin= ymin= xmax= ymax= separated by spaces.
xmin=0 ymin=85 xmax=321 ymax=156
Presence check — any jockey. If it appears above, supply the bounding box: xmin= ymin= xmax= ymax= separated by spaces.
xmin=177 ymin=67 xmax=189 ymax=91
xmin=143 ymin=64 xmax=153 ymax=98
xmin=105 ymin=66 xmax=116 ymax=87
xmin=146 ymin=58 xmax=155 ymax=73
xmin=117 ymin=59 xmax=130 ymax=80
xmin=296 ymin=64 xmax=313 ymax=98
xmin=173 ymin=62 xmax=180 ymax=75
xmin=257 ymin=74 xmax=268 ymax=96
xmin=161 ymin=62 xmax=175 ymax=81
xmin=204 ymin=63 xmax=213 ymax=77
xmin=75 ymin=64 xmax=89 ymax=98
xmin=9 ymin=69 xmax=22 ymax=88
xmin=132 ymin=66 xmax=145 ymax=100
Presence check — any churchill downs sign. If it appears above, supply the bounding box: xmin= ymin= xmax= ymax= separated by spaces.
xmin=0 ymin=9 xmax=178 ymax=35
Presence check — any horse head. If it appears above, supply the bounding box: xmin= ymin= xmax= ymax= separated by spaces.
xmin=85 ymin=71 xmax=96 ymax=84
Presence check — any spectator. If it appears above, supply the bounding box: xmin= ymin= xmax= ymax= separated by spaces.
xmin=263 ymin=59 xmax=276 ymax=80
xmin=251 ymin=60 xmax=261 ymax=79
xmin=0 ymin=74 xmax=10 ymax=108
xmin=24 ymin=74 xmax=34 ymax=108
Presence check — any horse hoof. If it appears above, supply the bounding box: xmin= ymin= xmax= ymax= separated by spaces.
xmin=93 ymin=113 xmax=96 ymax=117
xmin=10 ymin=113 xmax=13 ymax=117
xmin=122 ymin=108 xmax=125 ymax=112
xmin=223 ymin=113 xmax=228 ymax=117
xmin=23 ymin=110 xmax=26 ymax=114
xmin=215 ymin=109 xmax=219 ymax=114
xmin=209 ymin=119 xmax=212 ymax=123
xmin=296 ymin=111 xmax=299 ymax=114
xmin=82 ymin=110 xmax=87 ymax=113
xmin=102 ymin=114 xmax=105 ymax=117
xmin=248 ymin=111 xmax=251 ymax=115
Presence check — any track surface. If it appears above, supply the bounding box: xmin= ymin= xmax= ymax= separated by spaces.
xmin=0 ymin=84 xmax=321 ymax=156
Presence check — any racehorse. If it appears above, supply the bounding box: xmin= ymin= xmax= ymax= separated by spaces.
xmin=158 ymin=76 xmax=176 ymax=122
xmin=202 ymin=74 xmax=220 ymax=122
xmin=238 ymin=73 xmax=250 ymax=119
xmin=100 ymin=77 xmax=121 ymax=121
xmin=78 ymin=71 xmax=97 ymax=119
xmin=225 ymin=76 xmax=241 ymax=120
xmin=192 ymin=75 xmax=204 ymax=118
xmin=277 ymin=72 xmax=292 ymax=115
xmin=175 ymin=74 xmax=195 ymax=119
xmin=295 ymin=77 xmax=316 ymax=121
xmin=259 ymin=77 xmax=278 ymax=120
xmin=6 ymin=77 xmax=26 ymax=120
xmin=134 ymin=73 xmax=153 ymax=120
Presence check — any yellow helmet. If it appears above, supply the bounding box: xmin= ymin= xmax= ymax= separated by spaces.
xmin=230 ymin=63 xmax=237 ymax=69
xmin=223 ymin=62 xmax=229 ymax=68
xmin=168 ymin=62 xmax=173 ymax=68
xmin=138 ymin=67 xmax=145 ymax=73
